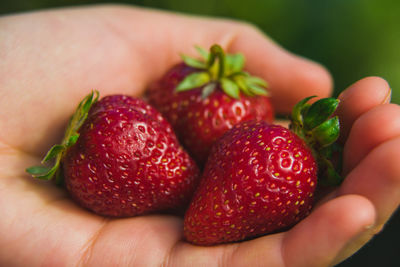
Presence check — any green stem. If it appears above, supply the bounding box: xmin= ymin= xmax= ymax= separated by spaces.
xmin=208 ymin=44 xmax=225 ymax=80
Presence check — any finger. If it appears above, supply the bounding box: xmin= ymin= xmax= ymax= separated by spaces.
xmin=336 ymin=76 xmax=391 ymax=141
xmin=83 ymin=215 xmax=183 ymax=266
xmin=343 ymin=104 xmax=400 ymax=175
xmin=224 ymin=234 xmax=284 ymax=267
xmin=168 ymin=231 xmax=284 ymax=266
xmin=338 ymin=137 xmax=400 ymax=226
xmin=282 ymin=194 xmax=375 ymax=267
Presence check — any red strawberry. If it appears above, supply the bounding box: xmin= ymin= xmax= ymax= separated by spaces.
xmin=27 ymin=91 xmax=199 ymax=217
xmin=184 ymin=97 xmax=342 ymax=245
xmin=147 ymin=45 xmax=274 ymax=166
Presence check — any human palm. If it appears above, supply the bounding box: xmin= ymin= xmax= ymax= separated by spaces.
xmin=0 ymin=5 xmax=399 ymax=267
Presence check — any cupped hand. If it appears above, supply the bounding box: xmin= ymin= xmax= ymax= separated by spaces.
xmin=0 ymin=5 xmax=398 ymax=267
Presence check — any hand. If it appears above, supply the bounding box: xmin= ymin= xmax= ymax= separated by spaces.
xmin=0 ymin=5 xmax=398 ymax=267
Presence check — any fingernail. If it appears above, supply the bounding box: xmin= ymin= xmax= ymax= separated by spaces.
xmin=332 ymin=226 xmax=375 ymax=266
xmin=338 ymin=89 xmax=348 ymax=100
xmin=382 ymin=87 xmax=392 ymax=104
xmin=371 ymin=223 xmax=384 ymax=234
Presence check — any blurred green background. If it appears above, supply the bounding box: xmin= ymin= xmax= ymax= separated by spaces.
xmin=1 ymin=1 xmax=399 ymax=266
xmin=1 ymin=0 xmax=400 ymax=104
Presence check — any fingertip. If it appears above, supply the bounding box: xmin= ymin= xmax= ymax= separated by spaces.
xmin=335 ymin=194 xmax=376 ymax=230
xmin=336 ymin=76 xmax=391 ymax=141
xmin=313 ymin=194 xmax=376 ymax=241
xmin=338 ymin=76 xmax=390 ymax=101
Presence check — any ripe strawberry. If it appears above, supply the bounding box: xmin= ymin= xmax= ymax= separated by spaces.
xmin=184 ymin=97 xmax=341 ymax=245
xmin=147 ymin=44 xmax=274 ymax=166
xmin=27 ymin=91 xmax=199 ymax=217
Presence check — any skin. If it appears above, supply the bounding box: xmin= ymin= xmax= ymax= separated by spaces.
xmin=0 ymin=5 xmax=399 ymax=267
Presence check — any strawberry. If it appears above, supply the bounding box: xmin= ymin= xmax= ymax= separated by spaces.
xmin=183 ymin=97 xmax=342 ymax=245
xmin=27 ymin=91 xmax=199 ymax=217
xmin=147 ymin=44 xmax=274 ymax=166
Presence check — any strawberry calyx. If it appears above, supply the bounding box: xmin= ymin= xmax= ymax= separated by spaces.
xmin=289 ymin=96 xmax=343 ymax=186
xmin=26 ymin=90 xmax=99 ymax=185
xmin=176 ymin=44 xmax=269 ymax=99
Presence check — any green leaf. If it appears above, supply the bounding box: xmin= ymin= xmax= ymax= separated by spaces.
xmin=225 ymin=53 xmax=245 ymax=75
xmin=64 ymin=90 xmax=98 ymax=142
xmin=195 ymin=45 xmax=209 ymax=61
xmin=42 ymin=145 xmax=65 ymax=163
xmin=26 ymin=161 xmax=59 ymax=180
xmin=229 ymin=71 xmax=248 ymax=78
xmin=291 ymin=96 xmax=316 ymax=126
xmin=304 ymin=98 xmax=339 ymax=130
xmin=176 ymin=72 xmax=211 ymax=92
xmin=69 ymin=90 xmax=98 ymax=134
xmin=248 ymin=84 xmax=268 ymax=96
xmin=312 ymin=116 xmax=340 ymax=147
xmin=221 ymin=78 xmax=240 ymax=99
xmin=34 ymin=165 xmax=59 ymax=180
xmin=82 ymin=91 xmax=98 ymax=113
xmin=66 ymin=133 xmax=80 ymax=147
xmin=26 ymin=90 xmax=99 ymax=183
xmin=246 ymin=76 xmax=268 ymax=87
xmin=234 ymin=76 xmax=253 ymax=96
xmin=26 ymin=166 xmax=51 ymax=175
xmin=181 ymin=55 xmax=207 ymax=69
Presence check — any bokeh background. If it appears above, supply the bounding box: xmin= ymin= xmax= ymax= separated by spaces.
xmin=1 ymin=1 xmax=399 ymax=266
